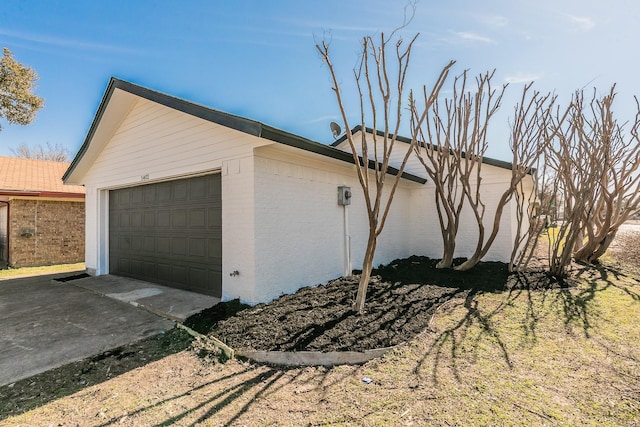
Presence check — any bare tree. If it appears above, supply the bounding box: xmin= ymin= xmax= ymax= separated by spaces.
xmin=411 ymin=70 xmax=506 ymax=270
xmin=544 ymin=86 xmax=640 ymax=275
xmin=412 ymin=71 xmax=551 ymax=271
xmin=10 ymin=142 xmax=70 ymax=162
xmin=543 ymin=96 xmax=596 ymax=276
xmin=410 ymin=72 xmax=466 ymax=268
xmin=455 ymin=77 xmax=556 ymax=271
xmin=317 ymin=29 xmax=453 ymax=313
xmin=451 ymin=71 xmax=506 ymax=271
xmin=572 ymin=87 xmax=640 ymax=262
xmin=507 ymin=87 xmax=556 ymax=271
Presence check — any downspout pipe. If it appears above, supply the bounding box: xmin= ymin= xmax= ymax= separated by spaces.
xmin=344 ymin=204 xmax=351 ymax=276
xmin=338 ymin=186 xmax=352 ymax=276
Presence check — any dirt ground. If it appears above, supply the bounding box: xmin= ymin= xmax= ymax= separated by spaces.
xmin=0 ymin=227 xmax=637 ymax=424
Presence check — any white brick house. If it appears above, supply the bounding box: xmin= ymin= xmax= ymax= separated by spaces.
xmin=64 ymin=78 xmax=530 ymax=305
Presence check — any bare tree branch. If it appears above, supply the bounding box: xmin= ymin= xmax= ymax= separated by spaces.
xmin=10 ymin=142 xmax=70 ymax=162
xmin=317 ymin=28 xmax=453 ymax=313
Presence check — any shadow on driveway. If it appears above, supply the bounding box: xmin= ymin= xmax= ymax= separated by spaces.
xmin=0 ymin=273 xmax=175 ymax=386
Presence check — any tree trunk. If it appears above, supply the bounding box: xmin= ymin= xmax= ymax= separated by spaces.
xmin=437 ymin=227 xmax=456 ymax=268
xmin=437 ymin=248 xmax=454 ymax=269
xmin=588 ymin=231 xmax=617 ymax=262
xmin=574 ymin=230 xmax=617 ymax=263
xmin=455 ymin=254 xmax=482 ymax=271
xmin=354 ymin=232 xmax=377 ymax=313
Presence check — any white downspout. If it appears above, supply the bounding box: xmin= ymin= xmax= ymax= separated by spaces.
xmin=343 ymin=203 xmax=352 ymax=276
xmin=338 ymin=185 xmax=352 ymax=277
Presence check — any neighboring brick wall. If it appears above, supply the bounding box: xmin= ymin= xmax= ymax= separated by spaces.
xmin=8 ymin=199 xmax=85 ymax=267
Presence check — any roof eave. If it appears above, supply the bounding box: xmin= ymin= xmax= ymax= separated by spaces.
xmin=260 ymin=125 xmax=426 ymax=184
xmin=332 ymin=125 xmax=518 ymax=172
xmin=65 ymin=79 xmax=426 ymax=185
xmin=0 ymin=190 xmax=85 ymax=198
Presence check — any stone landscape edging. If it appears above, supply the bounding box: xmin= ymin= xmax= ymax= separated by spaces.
xmin=236 ymin=346 xmax=395 ymax=367
xmin=177 ymin=323 xmax=395 ymax=367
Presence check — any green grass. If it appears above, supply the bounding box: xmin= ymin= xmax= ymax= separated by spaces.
xmin=0 ymin=263 xmax=85 ymax=279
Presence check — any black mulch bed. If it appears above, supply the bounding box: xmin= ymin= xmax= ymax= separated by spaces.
xmin=184 ymin=256 xmax=562 ymax=353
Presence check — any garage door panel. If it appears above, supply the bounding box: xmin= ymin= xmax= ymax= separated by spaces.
xmin=172 ymin=209 xmax=187 ymax=227
xmin=118 ymin=212 xmax=130 ymax=228
xmin=157 ymin=210 xmax=171 ymax=228
xmin=129 ymin=212 xmax=143 ymax=228
xmin=173 ymin=182 xmax=188 ymax=200
xmin=172 ymin=237 xmax=187 ymax=256
xmin=157 ymin=237 xmax=171 ymax=253
xmin=208 ymin=207 xmax=221 ymax=228
xmin=109 ymin=174 xmax=222 ymax=297
xmin=209 ymin=238 xmax=222 ymax=258
xmin=172 ymin=265 xmax=187 ymax=284
xmin=144 ymin=186 xmax=156 ymax=203
xmin=209 ymin=270 xmax=222 ymax=297
xmin=189 ymin=268 xmax=206 ymax=286
xmin=189 ymin=238 xmax=206 ymax=258
xmin=131 ymin=188 xmax=143 ymax=204
xmin=190 ymin=178 xmax=206 ymax=199
xmin=118 ymin=258 xmax=130 ymax=273
xmin=130 ymin=236 xmax=142 ymax=251
xmin=157 ymin=184 xmax=171 ymax=202
xmin=189 ymin=208 xmax=206 ymax=228
xmin=117 ymin=191 xmax=130 ymax=206
xmin=143 ymin=261 xmax=156 ymax=278
xmin=129 ymin=259 xmax=143 ymax=276
xmin=144 ymin=236 xmax=155 ymax=252
xmin=157 ymin=263 xmax=171 ymax=278
xmin=144 ymin=211 xmax=155 ymax=227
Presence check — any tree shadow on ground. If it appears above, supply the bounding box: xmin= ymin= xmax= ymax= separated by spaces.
xmin=0 ymin=329 xmax=193 ymax=421
xmin=95 ymin=367 xmax=282 ymax=426
xmin=415 ymin=260 xmax=640 ymax=384
xmin=94 ymin=361 xmax=355 ymax=427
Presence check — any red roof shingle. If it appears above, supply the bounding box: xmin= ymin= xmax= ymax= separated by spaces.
xmin=0 ymin=156 xmax=85 ymax=195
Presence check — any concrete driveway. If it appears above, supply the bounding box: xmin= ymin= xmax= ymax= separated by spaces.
xmin=0 ymin=273 xmax=176 ymax=386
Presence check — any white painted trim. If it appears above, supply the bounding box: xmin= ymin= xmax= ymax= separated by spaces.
xmin=97 ymin=189 xmax=109 ymax=275
xmin=97 ymin=168 xmax=222 ymax=191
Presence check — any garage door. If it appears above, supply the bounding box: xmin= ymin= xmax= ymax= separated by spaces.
xmin=109 ymin=174 xmax=222 ymax=297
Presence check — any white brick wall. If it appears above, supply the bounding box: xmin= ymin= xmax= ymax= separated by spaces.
xmin=221 ymin=156 xmax=257 ymax=303
xmin=251 ymin=145 xmax=418 ymax=303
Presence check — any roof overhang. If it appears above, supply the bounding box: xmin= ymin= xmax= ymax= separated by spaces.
xmin=332 ymin=125 xmax=517 ymax=172
xmin=64 ymin=78 xmax=426 ymax=185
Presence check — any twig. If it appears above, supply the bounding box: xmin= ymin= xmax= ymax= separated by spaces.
xmin=428 ymin=298 xmax=461 ymax=330
xmin=177 ymin=323 xmax=235 ymax=360
xmin=512 ymin=402 xmax=555 ymax=422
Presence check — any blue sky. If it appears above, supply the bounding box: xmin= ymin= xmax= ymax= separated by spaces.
xmin=1 ymin=0 xmax=639 ymax=162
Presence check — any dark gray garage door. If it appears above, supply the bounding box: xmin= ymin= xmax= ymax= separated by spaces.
xmin=109 ymin=174 xmax=222 ymax=297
